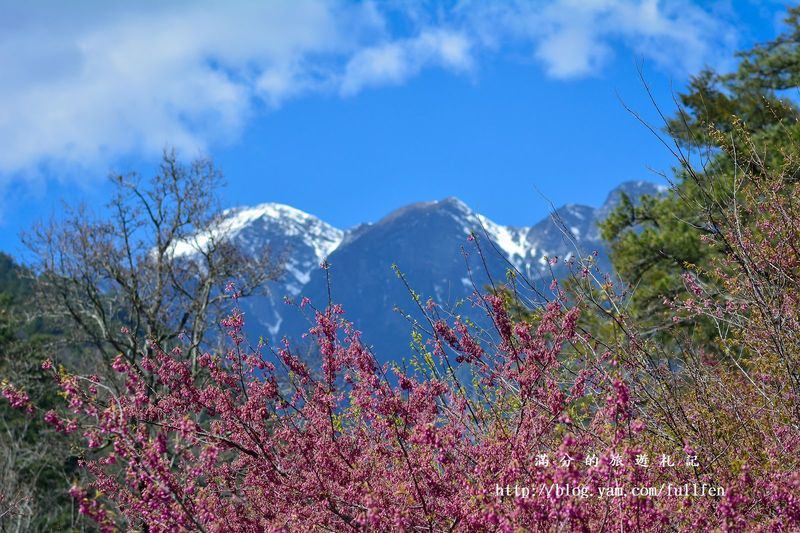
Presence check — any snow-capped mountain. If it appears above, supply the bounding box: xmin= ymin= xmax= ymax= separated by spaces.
xmin=172 ymin=203 xmax=342 ymax=338
xmin=186 ymin=180 xmax=665 ymax=360
xmin=215 ymin=203 xmax=343 ymax=294
xmin=217 ymin=204 xmax=344 ymax=339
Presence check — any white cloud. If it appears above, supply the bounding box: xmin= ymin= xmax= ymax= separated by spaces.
xmin=0 ymin=0 xmax=739 ymax=179
xmin=0 ymin=1 xmax=382 ymax=176
xmin=341 ymin=29 xmax=473 ymax=95
xmin=461 ymin=0 xmax=737 ymax=79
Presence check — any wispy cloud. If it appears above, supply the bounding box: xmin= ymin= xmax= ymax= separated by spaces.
xmin=0 ymin=0 xmax=739 ymax=179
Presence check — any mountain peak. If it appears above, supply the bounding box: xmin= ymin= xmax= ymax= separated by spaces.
xmin=171 ymin=201 xmax=342 ymax=262
xmin=596 ymin=180 xmax=669 ymax=222
xmin=223 ymin=202 xmax=321 ymax=231
xmin=604 ymin=180 xmax=667 ymax=203
xmin=437 ymin=196 xmax=470 ymax=209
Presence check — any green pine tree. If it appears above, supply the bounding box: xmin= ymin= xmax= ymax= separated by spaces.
xmin=601 ymin=6 xmax=800 ymax=349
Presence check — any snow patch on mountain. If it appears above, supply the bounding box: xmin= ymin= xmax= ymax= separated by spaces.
xmin=227 ymin=203 xmax=343 ymax=261
xmin=475 ymin=214 xmax=531 ymax=267
xmin=172 ymin=202 xmax=343 ymax=288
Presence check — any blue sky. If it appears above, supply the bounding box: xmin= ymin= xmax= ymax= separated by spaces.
xmin=0 ymin=1 xmax=788 ymax=254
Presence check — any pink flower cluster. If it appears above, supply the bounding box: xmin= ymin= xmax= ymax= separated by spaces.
xmin=1 ymin=381 xmax=33 ymax=413
xmin=9 ymin=281 xmax=793 ymax=531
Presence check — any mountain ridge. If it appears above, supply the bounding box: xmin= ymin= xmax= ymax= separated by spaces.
xmin=180 ymin=180 xmax=667 ymax=359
